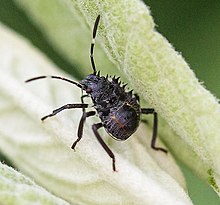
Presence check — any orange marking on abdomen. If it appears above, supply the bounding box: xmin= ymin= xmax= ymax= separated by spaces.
xmin=111 ymin=115 xmax=125 ymax=129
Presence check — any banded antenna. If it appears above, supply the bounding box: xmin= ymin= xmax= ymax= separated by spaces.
xmin=25 ymin=75 xmax=82 ymax=89
xmin=90 ymin=15 xmax=101 ymax=74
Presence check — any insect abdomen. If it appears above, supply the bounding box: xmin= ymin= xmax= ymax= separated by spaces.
xmin=103 ymin=103 xmax=140 ymax=140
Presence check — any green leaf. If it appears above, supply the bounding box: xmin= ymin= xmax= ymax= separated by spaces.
xmin=0 ymin=22 xmax=192 ymax=204
xmin=13 ymin=0 xmax=220 ymax=196
xmin=14 ymin=0 xmax=114 ymax=77
xmin=0 ymin=162 xmax=70 ymax=205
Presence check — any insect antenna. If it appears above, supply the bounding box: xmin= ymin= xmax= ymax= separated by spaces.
xmin=90 ymin=15 xmax=100 ymax=75
xmin=25 ymin=75 xmax=82 ymax=89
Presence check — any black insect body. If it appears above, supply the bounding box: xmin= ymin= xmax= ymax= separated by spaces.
xmin=81 ymin=73 xmax=140 ymax=141
xmin=26 ymin=15 xmax=167 ymax=172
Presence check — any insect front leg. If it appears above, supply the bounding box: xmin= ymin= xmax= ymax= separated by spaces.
xmin=92 ymin=123 xmax=116 ymax=172
xmin=41 ymin=103 xmax=88 ymax=121
xmin=141 ymin=108 xmax=167 ymax=153
xmin=71 ymin=92 xmax=93 ymax=150
xmin=80 ymin=93 xmax=89 ymax=113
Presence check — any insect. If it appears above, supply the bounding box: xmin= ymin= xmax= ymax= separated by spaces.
xmin=26 ymin=15 xmax=167 ymax=171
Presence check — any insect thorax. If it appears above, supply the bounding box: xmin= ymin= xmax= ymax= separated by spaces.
xmin=80 ymin=74 xmax=141 ymax=140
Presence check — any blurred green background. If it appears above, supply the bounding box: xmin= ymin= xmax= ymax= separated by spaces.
xmin=0 ymin=0 xmax=219 ymax=204
xmin=146 ymin=0 xmax=220 ymax=98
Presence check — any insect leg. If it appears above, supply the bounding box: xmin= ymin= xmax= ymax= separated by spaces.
xmin=41 ymin=103 xmax=88 ymax=121
xmin=80 ymin=93 xmax=88 ymax=112
xmin=71 ymin=111 xmax=96 ymax=150
xmin=92 ymin=123 xmax=116 ymax=172
xmin=90 ymin=15 xmax=100 ymax=74
xmin=135 ymin=95 xmax=148 ymax=123
xmin=71 ymin=90 xmax=93 ymax=149
xmin=141 ymin=108 xmax=167 ymax=153
xmin=81 ymin=94 xmax=89 ymax=103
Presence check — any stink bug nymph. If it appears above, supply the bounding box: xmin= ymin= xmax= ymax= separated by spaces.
xmin=26 ymin=15 xmax=167 ymax=171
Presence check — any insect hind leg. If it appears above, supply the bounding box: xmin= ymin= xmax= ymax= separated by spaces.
xmin=141 ymin=108 xmax=167 ymax=153
xmin=92 ymin=123 xmax=116 ymax=172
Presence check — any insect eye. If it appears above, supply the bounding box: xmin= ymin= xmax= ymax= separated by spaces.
xmin=86 ymin=88 xmax=92 ymax=93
